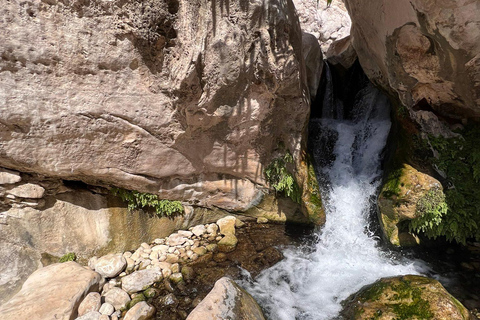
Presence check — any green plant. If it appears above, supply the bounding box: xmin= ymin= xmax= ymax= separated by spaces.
xmin=409 ymin=126 xmax=480 ymax=244
xmin=59 ymin=252 xmax=76 ymax=263
xmin=265 ymin=152 xmax=301 ymax=203
xmin=111 ymin=188 xmax=183 ymax=217
xmin=409 ymin=189 xmax=448 ymax=239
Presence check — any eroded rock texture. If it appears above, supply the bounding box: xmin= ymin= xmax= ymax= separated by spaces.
xmin=0 ymin=0 xmax=310 ymax=212
xmin=345 ymin=0 xmax=480 ymax=126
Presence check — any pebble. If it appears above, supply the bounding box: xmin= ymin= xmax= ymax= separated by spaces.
xmin=99 ymin=302 xmax=114 ymax=316
xmin=104 ymin=287 xmax=131 ymax=311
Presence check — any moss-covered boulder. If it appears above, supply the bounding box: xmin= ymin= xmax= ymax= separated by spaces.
xmin=341 ymin=275 xmax=472 ymax=320
xmin=378 ymin=164 xmax=445 ymax=246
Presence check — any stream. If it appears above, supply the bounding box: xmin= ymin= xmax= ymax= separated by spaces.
xmin=240 ymin=64 xmax=430 ymax=319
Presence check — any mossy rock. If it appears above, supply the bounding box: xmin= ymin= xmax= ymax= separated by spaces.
xmin=378 ymin=164 xmax=444 ymax=246
xmin=298 ymin=154 xmax=326 ymax=225
xmin=341 ymin=275 xmax=472 ymax=320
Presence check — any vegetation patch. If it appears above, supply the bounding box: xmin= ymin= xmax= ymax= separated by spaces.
xmin=410 ymin=125 xmax=480 ymax=243
xmin=381 ymin=168 xmax=404 ymax=199
xmin=389 ymin=280 xmax=433 ymax=320
xmin=59 ymin=252 xmax=76 ymax=263
xmin=112 ymin=188 xmax=183 ymax=217
xmin=409 ymin=188 xmax=447 ymax=239
xmin=265 ymin=152 xmax=301 ymax=203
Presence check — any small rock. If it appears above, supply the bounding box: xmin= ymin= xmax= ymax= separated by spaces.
xmin=104 ymin=287 xmax=131 ymax=311
xmin=165 ymin=254 xmax=179 ymax=264
xmin=7 ymin=183 xmax=45 ymax=198
xmin=205 ymin=244 xmax=218 ymax=253
xmin=99 ymin=315 xmax=109 ymax=320
xmin=154 ymin=238 xmax=165 ymax=245
xmin=170 ymin=273 xmax=183 ymax=284
xmin=76 ymin=311 xmax=102 ymax=320
xmin=125 ymin=258 xmax=135 ymax=273
xmin=155 ymin=261 xmax=172 ymax=270
xmin=95 ymin=254 xmax=127 ymax=278
xmin=127 ymin=293 xmax=146 ymax=309
xmin=235 ymin=219 xmax=245 ymax=228
xmin=206 ymin=223 xmax=218 ymax=235
xmin=144 ymin=287 xmax=160 ymax=299
xmin=191 ymin=225 xmax=206 ymax=237
xmin=170 ymin=263 xmax=180 ymax=273
xmin=78 ymin=292 xmax=101 ymax=316
xmin=178 ymin=230 xmax=193 ymax=238
xmin=181 ymin=266 xmax=195 ymax=281
xmin=257 ymin=217 xmax=268 ymax=224
xmin=193 ymin=247 xmax=207 ymax=256
xmin=139 ymin=259 xmax=151 ymax=270
xmin=214 ymin=253 xmax=227 ymax=263
xmin=215 ymin=236 xmax=223 ymax=241
xmin=168 ymin=233 xmax=188 ymax=246
xmin=99 ymin=303 xmax=114 ymax=316
xmin=160 ymin=293 xmax=178 ymax=307
xmin=123 ymin=251 xmax=133 ymax=259
xmin=140 ymin=243 xmax=151 ymax=250
xmin=190 ymin=253 xmax=199 ymax=261
xmin=0 ymin=168 xmax=21 ymax=184
xmin=217 ymin=234 xmax=238 ymax=252
xmin=121 ymin=268 xmax=163 ymax=294
xmin=149 ymin=251 xmax=159 ymax=260
xmin=216 ymin=216 xmax=236 ymax=235
xmin=152 ymin=245 xmax=169 ymax=253
xmin=124 ymin=301 xmax=155 ymax=320
xmin=162 ymin=268 xmax=172 ymax=278
xmin=164 ymin=279 xmax=175 ymax=293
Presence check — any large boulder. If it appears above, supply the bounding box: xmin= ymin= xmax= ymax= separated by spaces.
xmin=344 ymin=0 xmax=480 ymax=125
xmin=0 ymin=262 xmax=103 ymax=320
xmin=0 ymin=0 xmax=311 ymax=213
xmin=341 ymin=275 xmax=472 ymax=320
xmin=378 ymin=164 xmax=445 ymax=246
xmin=186 ymin=277 xmax=266 ymax=320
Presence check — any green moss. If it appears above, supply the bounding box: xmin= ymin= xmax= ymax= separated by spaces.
xmin=381 ymin=168 xmax=404 ymax=199
xmin=265 ymin=152 xmax=301 ymax=203
xmin=358 ymin=282 xmax=389 ymax=302
xmin=390 ymin=280 xmax=433 ymax=319
xmin=413 ymin=125 xmax=480 ymax=244
xmin=111 ymin=188 xmax=183 ymax=217
xmin=59 ymin=252 xmax=76 ymax=263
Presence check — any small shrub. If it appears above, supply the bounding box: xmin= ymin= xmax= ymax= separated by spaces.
xmin=409 ymin=189 xmax=448 ymax=239
xmin=111 ymin=188 xmax=183 ymax=217
xmin=265 ymin=152 xmax=301 ymax=203
xmin=59 ymin=252 xmax=76 ymax=263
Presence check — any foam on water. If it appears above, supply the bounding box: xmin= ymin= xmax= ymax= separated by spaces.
xmin=241 ymin=82 xmax=427 ymax=320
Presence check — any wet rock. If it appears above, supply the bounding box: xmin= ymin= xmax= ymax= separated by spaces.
xmin=122 ymin=268 xmax=163 ymax=294
xmin=104 ymin=287 xmax=131 ymax=311
xmin=378 ymin=164 xmax=444 ymax=246
xmin=186 ymin=277 xmax=265 ymax=320
xmin=144 ymin=288 xmax=160 ymax=299
xmin=123 ymin=301 xmax=155 ymax=320
xmin=95 ymin=253 xmax=127 ymax=278
xmin=256 ymin=217 xmax=268 ymax=224
xmin=341 ymin=275 xmax=471 ymax=320
xmin=159 ymin=293 xmax=179 ymax=307
xmin=128 ymin=293 xmax=146 ymax=309
xmin=181 ymin=266 xmax=195 ymax=281
xmin=205 ymin=244 xmax=218 ymax=253
xmin=218 ymin=234 xmax=238 ymax=252
xmin=78 ymin=292 xmax=102 ymax=316
xmin=0 ymin=262 xmax=103 ymax=320
xmin=170 ymin=273 xmax=184 ymax=284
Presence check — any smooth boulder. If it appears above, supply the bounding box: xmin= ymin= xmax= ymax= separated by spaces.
xmin=0 ymin=262 xmax=103 ymax=320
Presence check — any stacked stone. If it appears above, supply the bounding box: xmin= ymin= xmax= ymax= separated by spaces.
xmin=75 ymin=216 xmax=241 ymax=320
xmin=0 ymin=168 xmax=46 ymax=210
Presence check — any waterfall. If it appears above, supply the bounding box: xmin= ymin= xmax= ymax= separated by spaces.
xmin=241 ymin=67 xmax=427 ymax=320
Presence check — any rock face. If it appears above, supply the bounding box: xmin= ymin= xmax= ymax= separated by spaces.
xmin=0 ymin=262 xmax=103 ymax=320
xmin=378 ymin=164 xmax=444 ymax=246
xmin=186 ymin=277 xmax=266 ymax=320
xmin=0 ymin=0 xmax=311 ymax=213
xmin=341 ymin=275 xmax=472 ymax=320
xmin=345 ymin=0 xmax=480 ymax=125
xmin=292 ymin=0 xmax=352 ymax=54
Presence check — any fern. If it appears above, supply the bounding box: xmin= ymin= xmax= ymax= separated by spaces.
xmin=59 ymin=252 xmax=76 ymax=263
xmin=111 ymin=188 xmax=183 ymax=217
xmin=265 ymin=152 xmax=301 ymax=203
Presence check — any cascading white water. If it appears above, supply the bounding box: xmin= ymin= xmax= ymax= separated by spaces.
xmin=242 ymin=76 xmax=427 ymax=320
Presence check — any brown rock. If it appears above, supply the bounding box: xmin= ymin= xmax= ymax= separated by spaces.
xmin=0 ymin=262 xmax=103 ymax=320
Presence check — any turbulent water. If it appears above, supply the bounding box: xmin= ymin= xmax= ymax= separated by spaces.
xmin=242 ymin=78 xmax=427 ymax=319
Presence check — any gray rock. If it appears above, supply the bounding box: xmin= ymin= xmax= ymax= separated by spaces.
xmin=123 ymin=301 xmax=155 ymax=320
xmin=0 ymin=262 xmax=103 ymax=320
xmin=78 ymin=292 xmax=101 ymax=316
xmin=95 ymin=254 xmax=127 ymax=278
xmin=7 ymin=183 xmax=45 ymax=199
xmin=186 ymin=277 xmax=265 ymax=320
xmin=104 ymin=287 xmax=131 ymax=311
xmin=122 ymin=268 xmax=163 ymax=294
